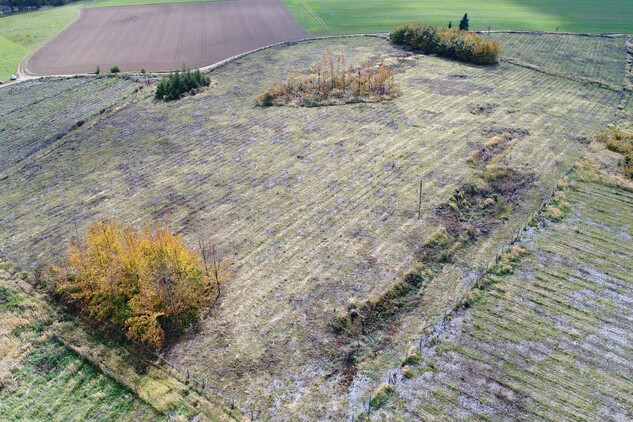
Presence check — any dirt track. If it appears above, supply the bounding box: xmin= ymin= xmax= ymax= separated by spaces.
xmin=28 ymin=0 xmax=308 ymax=75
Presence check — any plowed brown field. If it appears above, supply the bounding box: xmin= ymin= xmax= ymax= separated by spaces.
xmin=28 ymin=0 xmax=308 ymax=75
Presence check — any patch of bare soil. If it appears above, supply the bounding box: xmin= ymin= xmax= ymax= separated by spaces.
xmin=28 ymin=0 xmax=308 ymax=75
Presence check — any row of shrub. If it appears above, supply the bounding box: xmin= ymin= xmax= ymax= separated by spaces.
xmin=255 ymin=52 xmax=399 ymax=107
xmin=390 ymin=24 xmax=501 ymax=65
xmin=155 ymin=68 xmax=210 ymax=101
xmin=53 ymin=220 xmax=231 ymax=348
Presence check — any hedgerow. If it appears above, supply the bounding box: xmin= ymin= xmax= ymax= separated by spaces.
xmin=155 ymin=68 xmax=210 ymax=101
xmin=390 ymin=24 xmax=501 ymax=65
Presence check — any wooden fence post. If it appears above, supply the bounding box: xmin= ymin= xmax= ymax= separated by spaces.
xmin=417 ymin=180 xmax=423 ymax=220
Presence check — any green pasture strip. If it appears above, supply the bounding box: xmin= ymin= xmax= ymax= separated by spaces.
xmin=281 ymin=0 xmax=633 ymax=35
xmin=0 ymin=339 xmax=162 ymax=422
xmin=0 ymin=36 xmax=26 ymax=82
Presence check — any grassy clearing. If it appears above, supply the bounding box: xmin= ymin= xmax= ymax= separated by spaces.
xmin=0 ymin=76 xmax=142 ymax=174
xmin=0 ymin=36 xmax=26 ymax=82
xmin=379 ymin=175 xmax=633 ymax=420
xmin=360 ymin=64 xmax=633 ymax=418
xmin=0 ymin=1 xmax=87 ymax=81
xmin=490 ymin=32 xmax=628 ymax=89
xmin=281 ymin=0 xmax=633 ymax=35
xmin=0 ymin=35 xmax=623 ymax=418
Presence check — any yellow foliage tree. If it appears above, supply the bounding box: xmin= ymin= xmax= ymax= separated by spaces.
xmin=53 ymin=220 xmax=231 ymax=348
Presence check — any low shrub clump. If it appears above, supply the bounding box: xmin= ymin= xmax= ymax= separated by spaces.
xmin=369 ymin=383 xmax=396 ymax=409
xmin=598 ymin=129 xmax=633 ymax=179
xmin=52 ymin=220 xmax=231 ymax=348
xmin=155 ymin=68 xmax=211 ymax=101
xmin=467 ymin=129 xmax=529 ymax=166
xmin=255 ymin=51 xmax=400 ymax=107
xmin=402 ymin=345 xmax=423 ymax=366
xmin=487 ymin=245 xmax=530 ymax=276
xmin=401 ymin=365 xmax=415 ymax=378
xmin=420 ymin=165 xmax=534 ymax=265
xmin=390 ymin=24 xmax=501 ymax=65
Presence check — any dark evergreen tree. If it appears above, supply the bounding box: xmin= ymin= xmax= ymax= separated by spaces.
xmin=155 ymin=68 xmax=210 ymax=101
xmin=459 ymin=13 xmax=469 ymax=31
xmin=448 ymin=21 xmax=452 ymax=29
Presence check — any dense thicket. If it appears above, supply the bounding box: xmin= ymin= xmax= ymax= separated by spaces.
xmin=0 ymin=0 xmax=78 ymax=13
xmin=53 ymin=220 xmax=231 ymax=348
xmin=255 ymin=52 xmax=399 ymax=107
xmin=390 ymin=24 xmax=501 ymax=65
xmin=154 ymin=68 xmax=210 ymax=101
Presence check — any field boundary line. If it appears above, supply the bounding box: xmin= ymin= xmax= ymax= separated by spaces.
xmin=500 ymin=56 xmax=623 ymax=92
xmin=199 ymin=33 xmax=388 ymax=72
xmin=477 ymin=29 xmax=628 ymax=38
xmin=3 ymin=34 xmax=390 ymax=89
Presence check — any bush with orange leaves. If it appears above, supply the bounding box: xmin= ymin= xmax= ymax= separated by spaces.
xmin=255 ymin=51 xmax=400 ymax=107
xmin=52 ymin=220 xmax=231 ymax=348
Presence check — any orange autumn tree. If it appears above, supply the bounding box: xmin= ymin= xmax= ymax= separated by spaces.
xmin=53 ymin=220 xmax=231 ymax=348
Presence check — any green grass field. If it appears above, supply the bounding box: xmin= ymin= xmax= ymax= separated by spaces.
xmin=0 ymin=1 xmax=87 ymax=81
xmin=0 ymin=265 xmax=164 ymax=421
xmin=283 ymin=0 xmax=633 ymax=35
xmin=0 ymin=36 xmax=27 ymax=82
xmin=0 ymin=339 xmax=163 ymax=421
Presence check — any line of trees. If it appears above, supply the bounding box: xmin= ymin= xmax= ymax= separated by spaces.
xmin=0 ymin=0 xmax=78 ymax=13
xmin=52 ymin=220 xmax=231 ymax=348
xmin=390 ymin=23 xmax=501 ymax=65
